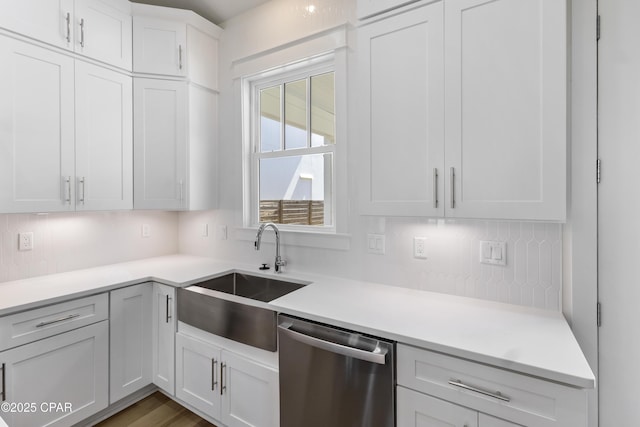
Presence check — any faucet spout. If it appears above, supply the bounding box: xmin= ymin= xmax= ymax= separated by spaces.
xmin=254 ymin=223 xmax=286 ymax=273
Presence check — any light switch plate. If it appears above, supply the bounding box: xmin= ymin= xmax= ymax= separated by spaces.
xmin=479 ymin=240 xmax=506 ymax=266
xmin=367 ymin=234 xmax=385 ymax=255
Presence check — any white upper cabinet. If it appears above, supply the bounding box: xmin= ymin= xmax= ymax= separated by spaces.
xmin=0 ymin=36 xmax=133 ymax=214
xmin=0 ymin=37 xmax=75 ymax=213
xmin=357 ymin=1 xmax=444 ymax=217
xmin=357 ymin=0 xmax=567 ymax=221
xmin=444 ymin=0 xmax=566 ymax=221
xmin=131 ymin=3 xmax=220 ymax=90
xmin=134 ymin=79 xmax=218 ymax=211
xmin=133 ymin=16 xmax=187 ymax=77
xmin=0 ymin=0 xmax=132 ymax=70
xmin=74 ymin=0 xmax=132 ymax=70
xmin=134 ymin=78 xmax=188 ymax=210
xmin=75 ymin=61 xmax=133 ymax=210
xmin=132 ymin=4 xmax=220 ymax=212
xmin=0 ymin=0 xmax=75 ymax=50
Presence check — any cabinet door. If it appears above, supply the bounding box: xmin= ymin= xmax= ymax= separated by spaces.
xmin=0 ymin=37 xmax=75 ymax=213
xmin=152 ymin=283 xmax=175 ymax=395
xmin=0 ymin=0 xmax=74 ymax=50
xmin=110 ymin=283 xmax=153 ymax=403
xmin=397 ymin=386 xmax=478 ymax=427
xmin=133 ymin=78 xmax=187 ymax=210
xmin=74 ymin=0 xmax=132 ymax=70
xmin=357 ymin=2 xmax=445 ymax=216
xmin=75 ymin=60 xmax=132 ymax=210
xmin=176 ymin=333 xmax=222 ymax=419
xmin=444 ymin=0 xmax=567 ymax=221
xmin=479 ymin=414 xmax=522 ymax=427
xmin=0 ymin=321 xmax=108 ymax=427
xmin=133 ymin=16 xmax=187 ymax=77
xmin=221 ymin=350 xmax=279 ymax=427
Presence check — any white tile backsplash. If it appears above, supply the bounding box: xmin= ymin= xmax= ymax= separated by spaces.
xmin=0 ymin=211 xmax=178 ymax=283
xmin=178 ymin=211 xmax=563 ymax=311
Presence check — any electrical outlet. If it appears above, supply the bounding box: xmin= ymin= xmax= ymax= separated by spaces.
xmin=202 ymin=223 xmax=209 ymax=237
xmin=141 ymin=224 xmax=151 ymax=238
xmin=18 ymin=232 xmax=34 ymax=251
xmin=217 ymin=225 xmax=228 ymax=240
xmin=413 ymin=237 xmax=427 ymax=259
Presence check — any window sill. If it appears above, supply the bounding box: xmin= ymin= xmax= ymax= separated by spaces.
xmin=235 ymin=227 xmax=351 ymax=251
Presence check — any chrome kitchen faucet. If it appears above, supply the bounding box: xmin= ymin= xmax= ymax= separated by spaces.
xmin=254 ymin=223 xmax=286 ymax=273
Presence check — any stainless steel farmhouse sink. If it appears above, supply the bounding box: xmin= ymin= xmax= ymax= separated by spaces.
xmin=177 ymin=272 xmax=310 ymax=351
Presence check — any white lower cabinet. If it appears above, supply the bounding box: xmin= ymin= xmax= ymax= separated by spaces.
xmin=109 ymin=283 xmax=153 ymax=403
xmin=397 ymin=344 xmax=587 ymax=427
xmin=175 ymin=332 xmax=279 ymax=427
xmin=398 ymin=386 xmax=478 ymax=427
xmin=152 ymin=283 xmax=176 ymax=395
xmin=0 ymin=321 xmax=109 ymax=427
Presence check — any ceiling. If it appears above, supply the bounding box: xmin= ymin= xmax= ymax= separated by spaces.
xmin=129 ymin=0 xmax=271 ymax=25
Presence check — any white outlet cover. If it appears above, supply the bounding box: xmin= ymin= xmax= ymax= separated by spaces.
xmin=18 ymin=232 xmax=34 ymax=251
xmin=141 ymin=224 xmax=151 ymax=238
xmin=217 ymin=225 xmax=228 ymax=240
xmin=413 ymin=237 xmax=427 ymax=259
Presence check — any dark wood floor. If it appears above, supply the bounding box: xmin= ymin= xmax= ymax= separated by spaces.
xmin=96 ymin=392 xmax=217 ymax=427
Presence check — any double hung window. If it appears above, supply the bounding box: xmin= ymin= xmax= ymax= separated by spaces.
xmin=248 ymin=61 xmax=336 ymax=230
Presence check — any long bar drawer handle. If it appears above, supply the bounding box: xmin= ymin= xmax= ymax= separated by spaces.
xmin=448 ymin=379 xmax=510 ymax=402
xmin=36 ymin=313 xmax=80 ymax=328
xmin=211 ymin=359 xmax=217 ymax=391
xmin=220 ymin=362 xmax=226 ymax=396
xmin=278 ymin=324 xmax=387 ymax=365
xmin=1 ymin=363 xmax=5 ymax=402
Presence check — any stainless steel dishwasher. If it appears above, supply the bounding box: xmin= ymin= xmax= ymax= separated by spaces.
xmin=278 ymin=314 xmax=395 ymax=427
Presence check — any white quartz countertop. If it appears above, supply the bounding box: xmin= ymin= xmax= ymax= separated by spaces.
xmin=0 ymin=254 xmax=595 ymax=389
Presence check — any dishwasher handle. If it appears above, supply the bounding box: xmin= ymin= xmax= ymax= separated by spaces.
xmin=278 ymin=323 xmax=388 ymax=365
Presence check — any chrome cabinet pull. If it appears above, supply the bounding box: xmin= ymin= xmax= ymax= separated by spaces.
xmin=433 ymin=168 xmax=439 ymax=208
xmin=1 ymin=363 xmax=5 ymax=402
xmin=178 ymin=45 xmax=183 ymax=70
xmin=165 ymin=295 xmax=172 ymax=323
xmin=278 ymin=323 xmax=388 ymax=365
xmin=79 ymin=18 xmax=85 ymax=47
xmin=178 ymin=180 xmax=184 ymax=202
xmin=211 ymin=359 xmax=218 ymax=390
xmin=220 ymin=362 xmax=226 ymax=395
xmin=65 ymin=12 xmax=71 ymax=42
xmin=79 ymin=177 xmax=85 ymax=204
xmin=448 ymin=379 xmax=510 ymax=402
xmin=450 ymin=167 xmax=455 ymax=209
xmin=63 ymin=176 xmax=71 ymax=204
xmin=36 ymin=313 xmax=80 ymax=328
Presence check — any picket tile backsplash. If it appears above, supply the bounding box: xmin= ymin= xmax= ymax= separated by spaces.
xmin=0 ymin=211 xmax=178 ymax=283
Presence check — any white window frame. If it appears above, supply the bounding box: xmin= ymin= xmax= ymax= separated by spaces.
xmin=242 ymin=53 xmax=344 ymax=234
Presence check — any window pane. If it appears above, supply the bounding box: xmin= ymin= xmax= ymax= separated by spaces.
xmin=259 ymin=153 xmax=332 ymax=226
xmin=284 ymin=79 xmax=307 ymax=150
xmin=311 ymin=72 xmax=335 ymax=147
xmin=260 ymin=85 xmax=281 ymax=152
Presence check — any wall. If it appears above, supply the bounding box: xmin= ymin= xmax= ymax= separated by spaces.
xmin=178 ymin=0 xmax=565 ymax=311
xmin=0 ymin=211 xmax=178 ymax=283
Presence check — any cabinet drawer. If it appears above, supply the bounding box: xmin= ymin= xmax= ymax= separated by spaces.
xmin=397 ymin=344 xmax=587 ymax=427
xmin=0 ymin=293 xmax=108 ymax=351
